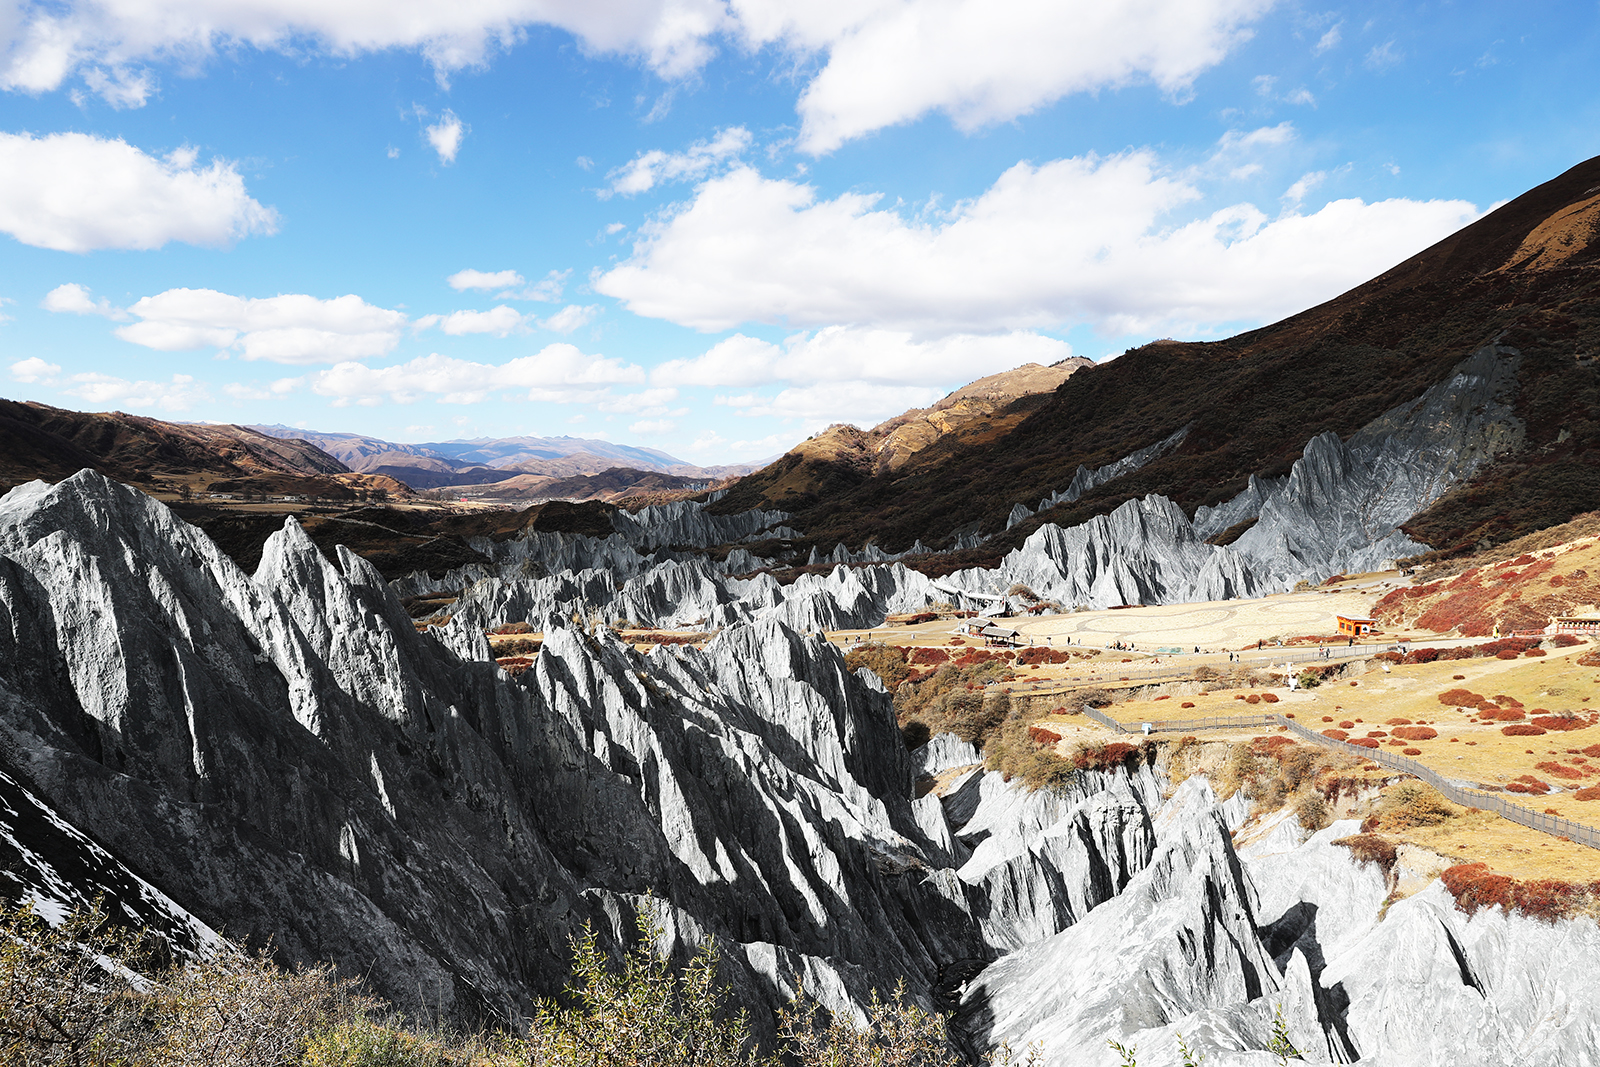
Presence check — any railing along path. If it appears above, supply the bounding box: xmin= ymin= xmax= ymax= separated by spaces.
xmin=1085 ymin=708 xmax=1600 ymax=852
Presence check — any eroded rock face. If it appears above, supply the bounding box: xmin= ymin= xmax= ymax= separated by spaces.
xmin=0 ymin=472 xmax=1166 ymax=1032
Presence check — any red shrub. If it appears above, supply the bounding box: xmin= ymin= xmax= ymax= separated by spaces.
xmin=1322 ymin=729 xmax=1349 ymax=741
xmin=1073 ymin=741 xmax=1142 ymax=771
xmin=1533 ymin=715 xmax=1590 ymax=731
xmin=1486 ymin=708 xmax=1526 ymax=721
xmin=1439 ymin=688 xmax=1485 ymax=706
xmin=1154 ymin=694 xmax=1170 ymax=701
xmin=1552 ymin=633 xmax=1583 ymax=647
xmin=1526 ymin=648 xmax=1548 ymax=657
xmin=1339 ymin=720 xmax=1355 ymax=729
xmin=1386 ymin=717 xmax=1414 ymax=725
xmin=1497 ymin=649 xmax=1521 ymax=660
xmin=1515 ymin=775 xmax=1554 ymax=792
xmin=1367 ymin=730 xmax=1389 ymax=738
xmin=1393 ymin=726 xmax=1439 ymax=741
xmin=1016 ymin=646 xmax=1072 ymax=666
xmin=1350 ymin=737 xmax=1380 ymax=748
xmin=1507 ymin=782 xmax=1533 ymax=793
xmin=1180 ymin=702 xmax=1195 ymax=708
xmin=909 ymin=647 xmax=951 ymax=665
xmin=1576 ymin=786 xmax=1600 ymax=801
xmin=1028 ymin=726 xmax=1063 ymax=745
xmin=1535 ymin=761 xmax=1584 ymax=780
xmin=1503 ymin=724 xmax=1549 ymax=736
xmin=1403 ymin=747 xmax=1423 ymax=755
xmin=1322 ymin=716 xmax=1334 ymax=722
xmin=1584 ymin=745 xmax=1600 ymax=758
xmin=1245 ymin=694 xmax=1261 ymax=704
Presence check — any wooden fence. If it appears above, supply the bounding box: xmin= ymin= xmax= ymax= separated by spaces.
xmin=1085 ymin=707 xmax=1600 ymax=852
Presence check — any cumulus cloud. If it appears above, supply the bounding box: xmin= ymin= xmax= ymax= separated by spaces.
xmin=9 ymin=356 xmax=61 ymax=382
xmin=603 ymin=126 xmax=750 ymax=197
xmin=114 ymin=288 xmax=407 ymax=364
xmin=0 ymin=0 xmax=729 ymax=99
xmin=0 ymin=133 xmax=277 ymax=252
xmin=598 ymin=152 xmax=1482 ymax=337
xmin=307 ymin=344 xmax=645 ymax=405
xmin=42 ymin=282 xmax=127 ymax=318
xmin=61 ymin=372 xmax=209 ymax=411
xmin=448 ymin=268 xmax=523 ymax=291
xmin=738 ymin=0 xmax=1277 ymax=153
xmin=425 ymin=109 xmax=466 ymax=163
xmin=540 ymin=304 xmax=599 ymax=333
xmin=415 ymin=305 xmax=526 ymax=337
xmin=2 ymin=1 xmax=1273 ymax=152
xmin=653 ymin=327 xmax=1072 ymax=388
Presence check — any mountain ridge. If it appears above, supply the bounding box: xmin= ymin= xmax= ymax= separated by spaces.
xmin=712 ymin=155 xmax=1600 ymax=565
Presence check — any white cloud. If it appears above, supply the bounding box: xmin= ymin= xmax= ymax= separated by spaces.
xmin=42 ymin=282 xmax=127 ymax=319
xmin=741 ymin=0 xmax=1276 ymax=154
xmin=448 ymin=268 xmax=523 ymax=291
xmin=603 ymin=126 xmax=751 ymax=197
xmin=425 ymin=109 xmax=466 ymax=164
xmin=1285 ymin=87 xmax=1315 ymax=106
xmin=1366 ymin=41 xmax=1403 ymax=70
xmin=115 ymin=288 xmax=407 ymax=364
xmin=1313 ymin=23 xmax=1342 ymax=54
xmin=598 ymin=151 xmax=1482 ymax=337
xmin=62 ymin=371 xmax=208 ymax=411
xmin=308 ymin=344 xmax=645 ymax=405
xmin=717 ymin=381 xmax=943 ymax=432
xmin=653 ymin=327 xmax=1072 ymax=388
xmin=0 ymin=132 xmax=276 ymax=252
xmin=415 ymin=305 xmax=527 ymax=337
xmin=629 ymin=418 xmax=676 ymax=435
xmin=597 ymin=387 xmax=683 ymax=416
xmin=2 ymin=1 xmax=1273 ymax=153
xmin=540 ymin=304 xmax=599 ymax=333
xmin=1282 ymin=170 xmax=1326 ymax=205
xmin=9 ymin=356 xmax=61 ymax=382
xmin=81 ymin=65 xmax=153 ymax=107
xmin=0 ymin=0 xmax=729 ymax=99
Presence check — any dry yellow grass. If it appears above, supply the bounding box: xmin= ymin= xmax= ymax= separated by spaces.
xmin=1038 ymin=645 xmax=1600 ymax=883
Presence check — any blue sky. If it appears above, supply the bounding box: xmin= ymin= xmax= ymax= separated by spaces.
xmin=2 ymin=1 xmax=1598 ymax=464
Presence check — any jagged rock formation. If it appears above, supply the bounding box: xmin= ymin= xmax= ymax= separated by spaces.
xmin=0 ymin=472 xmax=1161 ymax=1031
xmin=400 ymin=345 xmax=1521 ymax=630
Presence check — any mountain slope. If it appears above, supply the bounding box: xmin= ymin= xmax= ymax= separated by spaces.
xmin=713 ymin=156 xmax=1600 ymax=562
xmin=0 ymin=399 xmax=369 ymax=499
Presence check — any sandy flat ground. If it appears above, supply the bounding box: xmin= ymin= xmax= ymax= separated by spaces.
xmin=1009 ymin=586 xmax=1393 ymax=650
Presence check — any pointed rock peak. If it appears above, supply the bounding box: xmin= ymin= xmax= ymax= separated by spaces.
xmin=253 ymin=515 xmax=323 ymax=585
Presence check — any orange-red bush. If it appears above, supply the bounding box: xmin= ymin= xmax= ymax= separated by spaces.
xmin=1533 ymin=714 xmax=1592 ymax=731
xmin=1503 ymin=724 xmax=1549 ymax=736
xmin=1441 ymin=863 xmax=1598 ymax=921
xmin=1260 ymin=692 xmax=1279 ymax=704
xmin=1350 ymin=737 xmax=1380 ymax=748
xmin=1535 ymin=761 xmax=1585 ymax=780
xmin=1393 ymin=726 xmax=1439 ymax=741
xmin=1028 ymin=726 xmax=1063 ymax=745
xmin=1576 ymin=786 xmax=1600 ymax=801
xmin=1322 ymin=729 xmax=1349 ymax=740
xmin=1403 ymin=747 xmax=1422 ymax=755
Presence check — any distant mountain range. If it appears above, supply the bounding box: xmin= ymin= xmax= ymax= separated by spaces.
xmin=247 ymin=426 xmax=768 ymax=494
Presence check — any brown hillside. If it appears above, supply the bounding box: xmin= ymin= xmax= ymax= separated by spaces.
xmin=0 ymin=399 xmax=380 ymax=500
xmin=713 ymin=156 xmax=1600 ymax=561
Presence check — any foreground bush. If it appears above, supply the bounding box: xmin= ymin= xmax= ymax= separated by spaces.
xmin=0 ymin=899 xmax=1039 ymax=1067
